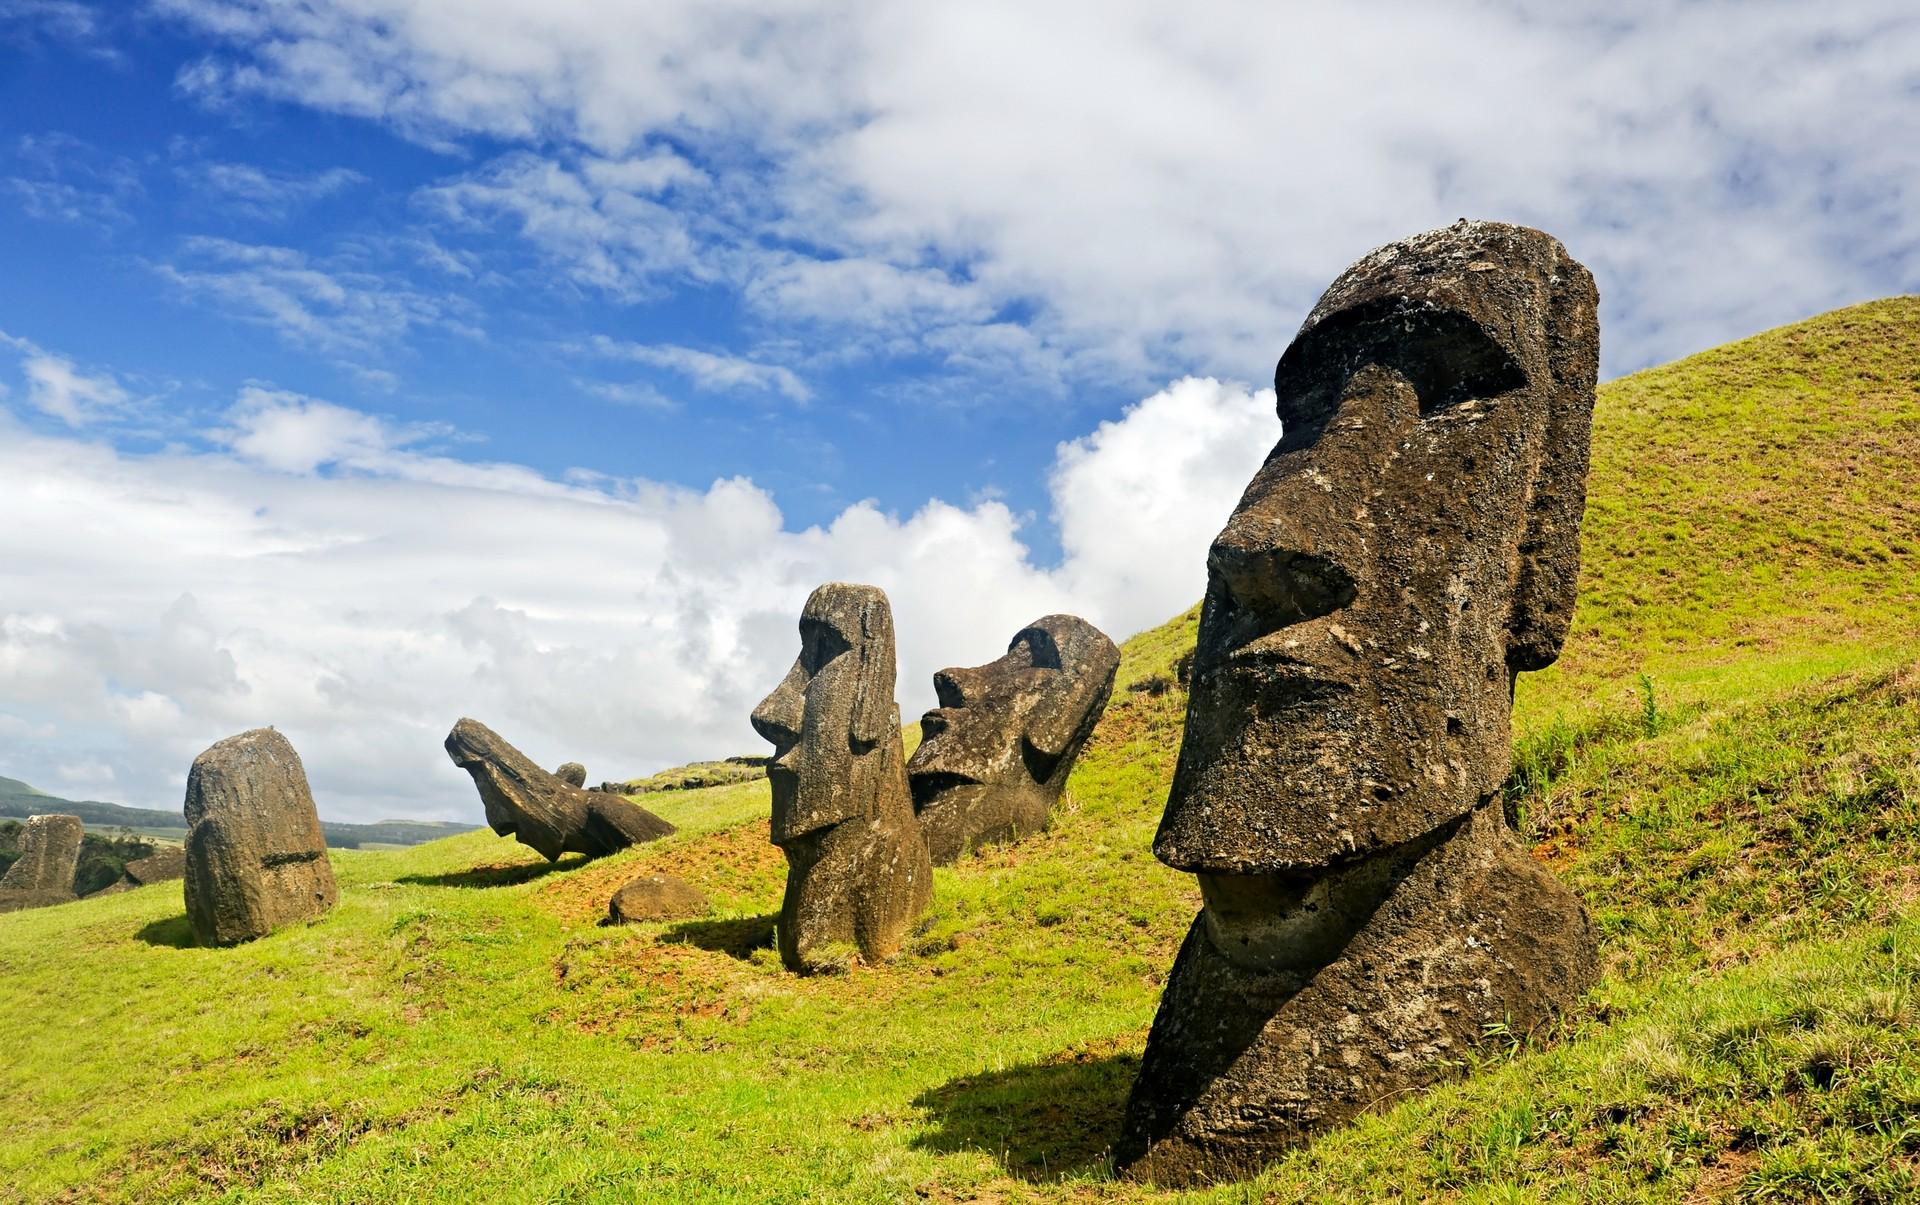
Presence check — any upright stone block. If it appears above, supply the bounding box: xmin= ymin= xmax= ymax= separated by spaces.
xmin=183 ymin=729 xmax=339 ymax=946
xmin=0 ymin=813 xmax=83 ymax=913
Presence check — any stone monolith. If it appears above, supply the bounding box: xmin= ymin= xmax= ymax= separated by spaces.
xmin=0 ymin=814 xmax=83 ymax=913
xmin=445 ymin=719 xmax=674 ymax=860
xmin=751 ymin=582 xmax=931 ymax=972
xmin=1117 ymin=221 xmax=1602 ymax=1184
xmin=183 ymin=729 xmax=339 ymax=946
xmin=908 ymin=615 xmax=1119 ymax=863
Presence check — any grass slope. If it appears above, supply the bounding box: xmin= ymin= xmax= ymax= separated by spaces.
xmin=1 ymin=299 xmax=1917 ymax=1204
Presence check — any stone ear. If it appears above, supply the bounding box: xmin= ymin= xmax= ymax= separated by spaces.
xmin=1025 ymin=671 xmax=1100 ymax=760
xmin=1505 ymin=256 xmax=1600 ymax=672
xmin=849 ymin=593 xmax=898 ymax=748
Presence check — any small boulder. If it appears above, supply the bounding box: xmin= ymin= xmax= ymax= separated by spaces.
xmin=183 ymin=728 xmax=339 ymax=947
xmin=0 ymin=814 xmax=84 ymax=913
xmin=607 ymin=873 xmax=709 ymax=924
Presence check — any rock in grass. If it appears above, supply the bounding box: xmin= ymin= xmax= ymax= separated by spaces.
xmin=0 ymin=813 xmax=84 ymax=913
xmin=445 ymin=719 xmax=674 ymax=861
xmin=1118 ymin=221 xmax=1602 ymax=1184
xmin=751 ymin=582 xmax=931 ymax=973
xmin=908 ymin=614 xmax=1119 ymax=864
xmin=123 ymin=845 xmax=186 ymax=886
xmin=183 ymin=729 xmax=339 ymax=947
xmin=553 ymin=762 xmax=587 ymax=789
xmin=607 ymin=873 xmax=708 ymax=923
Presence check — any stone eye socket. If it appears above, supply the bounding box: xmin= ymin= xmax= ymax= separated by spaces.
xmin=800 ymin=619 xmax=852 ymax=675
xmin=1012 ymin=627 xmax=1064 ymax=671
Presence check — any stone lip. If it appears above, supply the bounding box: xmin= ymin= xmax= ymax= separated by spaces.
xmin=907 ymin=614 xmax=1118 ymax=864
xmin=0 ymin=813 xmax=84 ymax=913
xmin=183 ymin=728 xmax=339 ymax=947
xmin=752 ymin=583 xmax=931 ymax=972
xmin=444 ymin=718 xmax=674 ymax=861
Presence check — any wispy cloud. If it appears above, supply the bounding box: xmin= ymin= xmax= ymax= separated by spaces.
xmin=586 ymin=335 xmax=811 ymax=402
xmin=5 ymin=132 xmax=140 ymax=229
xmin=176 ymin=159 xmax=366 ymax=220
xmin=0 ymin=330 xmax=136 ymax=426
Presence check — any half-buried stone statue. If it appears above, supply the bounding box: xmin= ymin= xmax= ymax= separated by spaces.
xmin=183 ymin=729 xmax=339 ymax=946
xmin=907 ymin=615 xmax=1120 ymax=864
xmin=0 ymin=813 xmax=84 ymax=913
xmin=1117 ymin=221 xmax=1602 ymax=1184
xmin=445 ymin=719 xmax=674 ymax=860
xmin=752 ymin=583 xmax=931 ymax=972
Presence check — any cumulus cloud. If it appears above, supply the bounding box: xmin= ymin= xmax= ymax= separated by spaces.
xmin=0 ymin=330 xmax=134 ymax=425
xmin=0 ymin=354 xmax=1273 ymax=823
xmin=155 ymin=1 xmax=1920 ymax=380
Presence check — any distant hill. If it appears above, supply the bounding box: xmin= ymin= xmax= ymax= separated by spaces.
xmin=0 ymin=775 xmax=476 ymax=850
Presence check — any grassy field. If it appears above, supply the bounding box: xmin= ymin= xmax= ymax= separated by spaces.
xmin=1 ymin=299 xmax=1917 ymax=1203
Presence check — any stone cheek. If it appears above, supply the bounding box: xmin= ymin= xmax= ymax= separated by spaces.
xmin=182 ymin=729 xmax=338 ymax=947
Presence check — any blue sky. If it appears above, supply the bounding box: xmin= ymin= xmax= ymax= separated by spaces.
xmin=2 ymin=1 xmax=1917 ymax=822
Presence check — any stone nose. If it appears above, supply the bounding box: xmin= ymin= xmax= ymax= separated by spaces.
xmin=751 ymin=661 xmax=807 ymax=751
xmin=1208 ymin=530 xmax=1357 ymax=630
xmin=932 ymin=665 xmax=985 ymax=709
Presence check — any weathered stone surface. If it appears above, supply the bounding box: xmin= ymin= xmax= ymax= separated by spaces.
xmin=908 ymin=615 xmax=1119 ymax=864
xmin=751 ymin=582 xmax=931 ymax=972
xmin=0 ymin=814 xmax=83 ymax=913
xmin=445 ymin=719 xmax=674 ymax=860
xmin=124 ymin=845 xmax=187 ymax=886
xmin=1118 ymin=221 xmax=1602 ymax=1184
xmin=554 ymin=762 xmax=587 ymax=789
xmin=607 ymin=873 xmax=709 ymax=923
xmin=183 ymin=730 xmax=339 ymax=946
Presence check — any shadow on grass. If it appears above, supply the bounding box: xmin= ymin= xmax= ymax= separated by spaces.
xmin=661 ymin=913 xmax=777 ymax=959
xmin=397 ymin=856 xmax=585 ymax=889
xmin=911 ymin=1050 xmax=1137 ymax=1182
xmin=135 ymin=915 xmax=195 ymax=947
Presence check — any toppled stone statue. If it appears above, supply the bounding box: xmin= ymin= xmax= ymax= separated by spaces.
xmin=751 ymin=583 xmax=931 ymax=972
xmin=607 ymin=872 xmax=709 ymax=924
xmin=0 ymin=814 xmax=83 ymax=913
xmin=445 ymin=719 xmax=675 ymax=860
xmin=907 ymin=615 xmax=1119 ymax=864
xmin=124 ymin=845 xmax=187 ymax=886
xmin=184 ymin=729 xmax=339 ymax=946
xmin=1117 ymin=221 xmax=1602 ymax=1184
xmin=554 ymin=762 xmax=587 ymax=789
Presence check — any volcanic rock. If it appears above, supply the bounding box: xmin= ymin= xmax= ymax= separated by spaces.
xmin=0 ymin=814 xmax=84 ymax=913
xmin=183 ymin=729 xmax=339 ymax=946
xmin=445 ymin=719 xmax=674 ymax=860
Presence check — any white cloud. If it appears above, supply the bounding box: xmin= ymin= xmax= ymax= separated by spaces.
xmin=586 ymin=336 xmax=811 ymax=402
xmin=179 ymin=160 xmax=366 ymax=219
xmin=154 ymin=235 xmax=480 ymax=353
xmin=0 ymin=330 xmax=134 ymax=426
xmin=0 ymin=360 xmax=1273 ymax=824
xmin=153 ymin=1 xmax=1920 ymax=379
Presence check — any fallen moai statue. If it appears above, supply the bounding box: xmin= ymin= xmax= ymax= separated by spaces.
xmin=87 ymin=845 xmax=189 ymax=897
xmin=183 ymin=729 xmax=339 ymax=946
xmin=1117 ymin=221 xmax=1602 ymax=1184
xmin=445 ymin=718 xmax=675 ymax=860
xmin=908 ymin=614 xmax=1119 ymax=863
xmin=752 ymin=582 xmax=931 ymax=972
xmin=0 ymin=813 xmax=83 ymax=913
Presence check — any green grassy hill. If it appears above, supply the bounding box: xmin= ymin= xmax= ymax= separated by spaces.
xmin=1 ymin=300 xmax=1917 ymax=1203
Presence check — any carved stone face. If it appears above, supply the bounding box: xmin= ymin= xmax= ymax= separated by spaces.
xmin=1156 ymin=220 xmax=1600 ymax=879
xmin=751 ymin=582 xmax=901 ymax=846
xmin=908 ymin=614 xmax=1119 ymax=862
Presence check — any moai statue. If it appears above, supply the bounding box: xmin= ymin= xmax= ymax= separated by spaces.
xmin=1117 ymin=221 xmax=1602 ymax=1184
xmin=0 ymin=814 xmax=83 ymax=913
xmin=553 ymin=762 xmax=588 ymax=789
xmin=751 ymin=583 xmax=931 ymax=972
xmin=183 ymin=729 xmax=339 ymax=946
xmin=445 ymin=719 xmax=674 ymax=859
xmin=907 ymin=615 xmax=1120 ymax=864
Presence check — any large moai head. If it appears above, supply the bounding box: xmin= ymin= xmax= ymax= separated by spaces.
xmin=0 ymin=813 xmax=84 ymax=913
xmin=1158 ymin=219 xmax=1599 ymax=882
xmin=183 ymin=728 xmax=338 ymax=946
xmin=1118 ymin=222 xmax=1601 ymax=1183
xmin=907 ymin=614 xmax=1120 ymax=863
xmin=751 ymin=582 xmax=930 ymax=971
